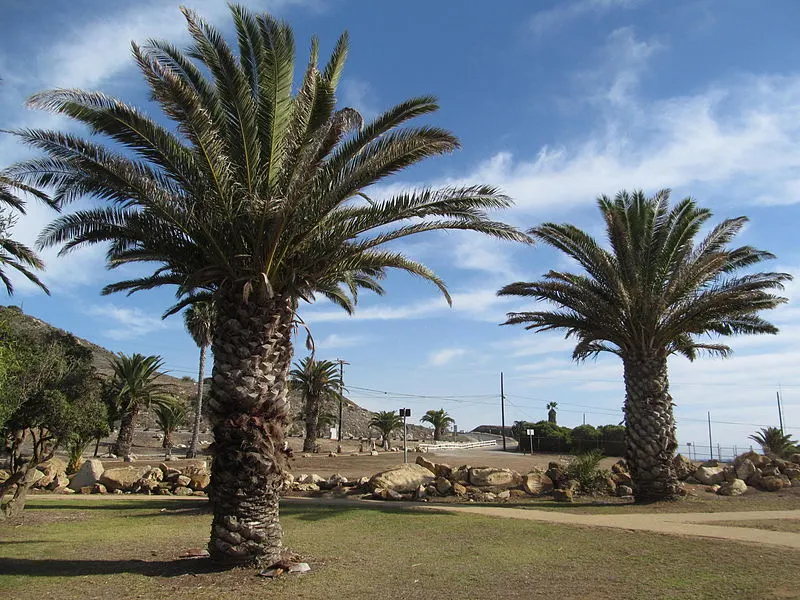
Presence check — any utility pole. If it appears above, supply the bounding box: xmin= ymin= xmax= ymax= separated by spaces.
xmin=707 ymin=412 xmax=713 ymax=461
xmin=777 ymin=389 xmax=785 ymax=434
xmin=500 ymin=372 xmax=506 ymax=451
xmin=336 ymin=359 xmax=349 ymax=442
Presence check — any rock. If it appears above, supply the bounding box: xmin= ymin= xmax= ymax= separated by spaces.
xmin=296 ymin=474 xmax=325 ymax=485
xmin=137 ymin=479 xmax=159 ymax=494
xmin=357 ymin=476 xmax=370 ymax=488
xmin=328 ymin=452 xmax=336 ymax=457
xmin=522 ymin=471 xmax=553 ymax=496
xmin=718 ymin=479 xmax=747 ymax=496
xmin=611 ymin=472 xmax=632 ymax=485
xmin=79 ymin=485 xmax=94 ymax=494
xmin=415 ymin=484 xmax=427 ymax=499
xmin=123 ymin=454 xmax=137 ymax=462
xmin=0 ymin=469 xmax=9 ymax=484
xmin=327 ymin=473 xmax=348 ymax=487
xmin=509 ymin=489 xmax=528 ymax=499
xmin=450 ymin=466 xmax=470 ymax=484
xmin=468 ymin=467 xmax=522 ymax=489
xmin=693 ymin=466 xmax=726 ymax=485
xmin=92 ymin=483 xmax=107 ymax=494
xmin=55 ymin=486 xmax=75 ymax=494
xmin=617 ymin=485 xmax=633 ymax=497
xmin=723 ymin=466 xmax=737 ymax=483
xmin=435 ymin=463 xmax=453 ymax=479
xmin=370 ymin=450 xmax=379 ymax=456
xmin=546 ymin=462 xmax=569 ymax=487
xmin=415 ymin=456 xmax=437 ymax=474
xmin=435 ymin=477 xmax=453 ymax=496
xmin=452 ymin=482 xmax=468 ymax=497
xmin=790 ymin=454 xmax=800 ymax=465
xmin=192 ymin=490 xmax=206 ymax=496
xmin=47 ymin=474 xmax=70 ymax=491
xmin=760 ymin=465 xmax=781 ymax=478
xmin=99 ymin=466 xmax=149 ymax=491
xmin=552 ymin=488 xmax=574 ymax=502
xmin=294 ymin=483 xmax=320 ymax=492
xmin=611 ymin=460 xmax=628 ymax=474
xmin=175 ymin=475 xmax=191 ymax=487
xmin=369 ymin=464 xmax=435 ymax=493
xmin=735 ymin=459 xmax=757 ymax=483
xmin=760 ymin=476 xmax=785 ymax=492
xmin=497 ymin=490 xmax=511 ymax=501
xmin=783 ymin=466 xmax=800 ymax=480
xmin=705 ymin=485 xmax=720 ymax=493
xmin=69 ymin=458 xmax=105 ymax=491
xmin=36 ymin=457 xmax=68 ymax=488
xmin=672 ymin=454 xmax=696 ymax=480
xmin=173 ymin=486 xmax=193 ymax=496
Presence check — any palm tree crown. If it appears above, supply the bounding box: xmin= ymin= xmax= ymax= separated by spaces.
xmin=420 ymin=408 xmax=454 ymax=441
xmin=184 ymin=302 xmax=214 ymax=349
xmin=748 ymin=427 xmax=797 ymax=458
xmin=370 ymin=410 xmax=403 ymax=445
xmin=499 ymin=189 xmax=791 ymax=502
xmin=289 ymin=357 xmax=342 ymax=401
xmin=499 ymin=190 xmax=790 ymax=361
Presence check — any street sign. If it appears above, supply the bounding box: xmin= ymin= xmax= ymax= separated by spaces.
xmin=526 ymin=429 xmax=535 ymax=436
xmin=398 ymin=408 xmax=411 ymax=417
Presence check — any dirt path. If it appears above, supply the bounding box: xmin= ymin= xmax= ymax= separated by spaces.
xmin=415 ymin=504 xmax=800 ymax=549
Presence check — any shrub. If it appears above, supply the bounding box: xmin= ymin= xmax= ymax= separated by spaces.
xmin=566 ymin=450 xmax=610 ymax=495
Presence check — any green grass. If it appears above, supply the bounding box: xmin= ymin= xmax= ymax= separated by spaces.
xmin=1 ymin=497 xmax=799 ymax=600
xmin=705 ymin=519 xmax=800 ymax=533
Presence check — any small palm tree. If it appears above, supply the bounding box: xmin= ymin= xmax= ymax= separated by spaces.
xmin=748 ymin=427 xmax=797 ymax=458
xmin=153 ymin=397 xmax=188 ymax=458
xmin=107 ymin=353 xmax=171 ymax=458
xmin=289 ymin=357 xmax=342 ymax=452
xmin=370 ymin=411 xmax=403 ymax=450
xmin=13 ymin=5 xmax=528 ymax=566
xmin=499 ymin=190 xmax=791 ymax=502
xmin=420 ymin=408 xmax=455 ymax=441
xmin=184 ymin=302 xmax=214 ymax=458
xmin=546 ymin=402 xmax=558 ymax=425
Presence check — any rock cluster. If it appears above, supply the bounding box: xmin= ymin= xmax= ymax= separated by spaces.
xmin=673 ymin=451 xmax=800 ymax=496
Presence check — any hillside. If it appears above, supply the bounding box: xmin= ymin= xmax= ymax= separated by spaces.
xmin=0 ymin=305 xmax=434 ymax=440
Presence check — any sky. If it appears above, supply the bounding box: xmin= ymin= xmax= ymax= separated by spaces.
xmin=1 ymin=0 xmax=800 ymax=456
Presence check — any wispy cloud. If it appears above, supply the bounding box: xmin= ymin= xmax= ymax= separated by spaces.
xmin=339 ymin=77 xmax=379 ymax=120
xmin=316 ymin=333 xmax=371 ymax=350
xmin=87 ymin=304 xmax=173 ymax=340
xmin=529 ymin=0 xmax=644 ymax=40
xmin=427 ymin=348 xmax=467 ymax=367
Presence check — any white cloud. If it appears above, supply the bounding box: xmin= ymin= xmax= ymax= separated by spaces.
xmin=529 ymin=0 xmax=643 ymax=40
xmin=427 ymin=348 xmax=467 ymax=367
xmin=87 ymin=303 xmax=173 ymax=340
xmin=316 ymin=333 xmax=370 ymax=349
xmin=340 ymin=77 xmax=379 ymax=120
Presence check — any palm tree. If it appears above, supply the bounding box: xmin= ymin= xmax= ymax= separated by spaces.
xmin=370 ymin=411 xmax=403 ymax=449
xmin=184 ymin=301 xmax=214 ymax=458
xmin=107 ymin=353 xmax=170 ymax=458
xmin=9 ymin=5 xmax=528 ymax=566
xmin=153 ymin=397 xmax=188 ymax=458
xmin=0 ymin=174 xmax=52 ymax=295
xmin=748 ymin=427 xmax=797 ymax=458
xmin=499 ymin=190 xmax=791 ymax=502
xmin=289 ymin=357 xmax=342 ymax=452
xmin=546 ymin=401 xmax=558 ymax=424
xmin=420 ymin=408 xmax=454 ymax=441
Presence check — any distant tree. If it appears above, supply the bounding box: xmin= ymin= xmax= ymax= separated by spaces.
xmin=546 ymin=402 xmax=558 ymax=424
xmin=570 ymin=424 xmax=600 ymax=453
xmin=184 ymin=302 xmax=214 ymax=458
xmin=107 ymin=353 xmax=171 ymax=458
xmin=0 ymin=327 xmax=107 ymax=518
xmin=499 ymin=189 xmax=791 ymax=502
xmin=153 ymin=398 xmax=188 ymax=458
xmin=420 ymin=408 xmax=455 ymax=441
xmin=289 ymin=357 xmax=342 ymax=452
xmin=748 ymin=427 xmax=797 ymax=458
xmin=370 ymin=411 xmax=403 ymax=449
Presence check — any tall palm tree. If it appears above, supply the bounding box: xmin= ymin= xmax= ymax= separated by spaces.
xmin=184 ymin=301 xmax=214 ymax=458
xmin=370 ymin=410 xmax=403 ymax=449
xmin=546 ymin=401 xmax=558 ymax=424
xmin=498 ymin=190 xmax=790 ymax=502
xmin=107 ymin=353 xmax=170 ymax=458
xmin=153 ymin=397 xmax=188 ymax=458
xmin=289 ymin=356 xmax=342 ymax=452
xmin=420 ymin=408 xmax=454 ymax=441
xmin=10 ymin=5 xmax=528 ymax=566
xmin=748 ymin=427 xmax=797 ymax=458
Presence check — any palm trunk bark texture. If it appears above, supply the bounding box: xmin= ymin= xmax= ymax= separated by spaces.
xmin=303 ymin=394 xmax=320 ymax=452
xmin=113 ymin=405 xmax=138 ymax=458
xmin=206 ymin=288 xmax=294 ymax=567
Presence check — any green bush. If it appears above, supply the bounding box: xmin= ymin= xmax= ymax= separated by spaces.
xmin=566 ymin=449 xmax=610 ymax=495
xmin=570 ymin=424 xmax=600 ymax=453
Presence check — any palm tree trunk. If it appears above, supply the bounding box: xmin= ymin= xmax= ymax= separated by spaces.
xmin=206 ymin=289 xmax=294 ymax=567
xmin=113 ymin=405 xmax=139 ymax=458
xmin=433 ymin=426 xmax=442 ymax=442
xmin=187 ymin=344 xmax=207 ymax=458
xmin=302 ymin=394 xmax=320 ymax=452
xmin=623 ymin=354 xmax=680 ymax=502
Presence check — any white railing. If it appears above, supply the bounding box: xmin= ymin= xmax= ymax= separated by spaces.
xmin=418 ymin=440 xmax=496 ymax=451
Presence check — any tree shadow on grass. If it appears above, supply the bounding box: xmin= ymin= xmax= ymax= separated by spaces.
xmin=0 ymin=556 xmax=226 ymax=578
xmin=25 ymin=500 xmax=209 ymax=512
xmin=281 ymin=500 xmax=456 ymax=522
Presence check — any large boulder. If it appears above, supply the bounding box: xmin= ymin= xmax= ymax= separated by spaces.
xmin=369 ymin=464 xmax=435 ymax=493
xmin=522 ymin=471 xmax=553 ymax=496
xmin=415 ymin=456 xmax=436 ymax=474
xmin=735 ymin=459 xmax=757 ymax=483
xmin=450 ymin=465 xmax=470 ymax=484
xmin=759 ymin=476 xmax=785 ymax=492
xmin=717 ymin=479 xmax=747 ymax=496
xmin=189 ymin=470 xmax=211 ymax=491
xmin=469 ymin=467 xmax=522 ymax=489
xmin=99 ymin=465 xmax=150 ymax=491
xmin=672 ymin=454 xmax=696 ymax=480
xmin=693 ymin=465 xmax=726 ymax=485
xmin=35 ymin=457 xmax=68 ymax=489
xmin=68 ymin=459 xmax=105 ymax=491
xmin=546 ymin=462 xmax=569 ymax=488
xmin=435 ymin=477 xmax=453 ymax=496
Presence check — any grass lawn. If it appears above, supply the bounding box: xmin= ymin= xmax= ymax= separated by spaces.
xmin=705 ymin=519 xmax=800 ymax=534
xmin=1 ymin=498 xmax=799 ymax=600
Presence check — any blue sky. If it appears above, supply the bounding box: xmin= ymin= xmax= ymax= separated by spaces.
xmin=2 ymin=0 xmax=800 ymax=454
